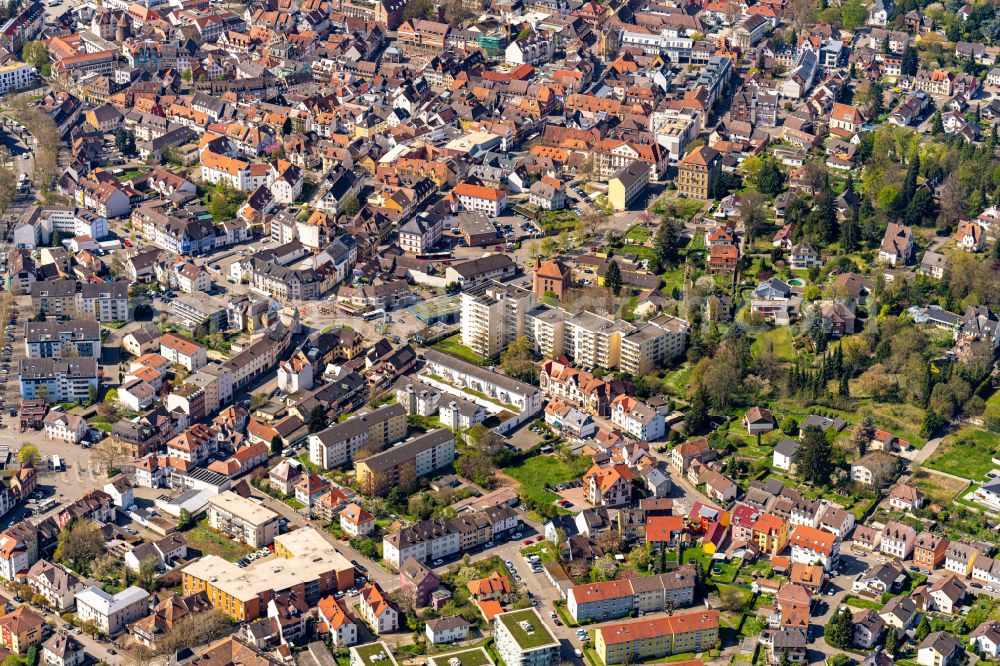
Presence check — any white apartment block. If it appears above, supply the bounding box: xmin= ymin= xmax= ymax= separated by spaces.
xmin=460 ymin=281 xmax=536 ymax=358
xmin=307 ymin=404 xmax=407 ymax=470
xmin=494 ymin=609 xmax=560 ymax=666
xmin=207 ymin=491 xmax=281 ymax=547
xmin=421 ymin=350 xmax=543 ymax=415
xmin=0 ymin=63 xmax=36 ymax=95
xmin=74 ymin=586 xmax=150 ymax=635
xmin=525 ymin=305 xmax=689 ymax=374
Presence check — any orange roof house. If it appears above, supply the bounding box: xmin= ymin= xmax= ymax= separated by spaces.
xmin=468 ymin=571 xmax=510 ymax=601
xmin=645 ymin=515 xmax=684 ymax=545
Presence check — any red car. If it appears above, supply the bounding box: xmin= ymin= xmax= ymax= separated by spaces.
xmin=524 ymin=540 xmax=532 ymax=545
xmin=123 ymin=240 xmax=132 ymax=247
xmin=536 ymin=536 xmax=544 ymax=542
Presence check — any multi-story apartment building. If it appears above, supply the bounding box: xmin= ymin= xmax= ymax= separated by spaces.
xmin=0 ymin=62 xmax=35 ymax=94
xmin=355 ymin=429 xmax=455 ymax=496
xmin=19 ymin=358 xmax=98 ymax=403
xmin=595 ymin=611 xmax=720 ymax=665
xmin=944 ymin=541 xmax=979 ymax=577
xmin=566 ymin=567 xmax=697 ymax=623
xmin=181 ymin=527 xmax=354 ymax=621
xmin=539 ymin=360 xmax=624 ymax=417
xmin=24 ymin=321 xmax=101 ymax=359
xmin=453 ymin=182 xmax=506 ymax=217
xmin=676 ymin=146 xmax=721 ymax=199
xmin=308 ymin=404 xmax=407 ymax=469
xmin=525 ymin=305 xmax=688 ymax=374
xmin=74 ymin=586 xmax=150 ymax=636
xmin=880 ymin=522 xmax=917 ymax=560
xmin=610 ymin=395 xmax=666 ymax=441
xmin=77 ymin=282 xmax=129 ymax=322
xmin=493 ymin=609 xmax=560 ymax=666
xmin=422 ymin=350 xmax=543 ymax=415
xmin=382 ymin=505 xmax=519 ymax=568
xmin=207 ymin=491 xmax=281 ymax=548
xmin=460 ymin=281 xmax=536 ymax=358
xmin=914 ymin=532 xmax=949 ymax=571
xmin=29 ymin=280 xmax=77 ymax=319
xmin=790 ymin=525 xmax=840 ymax=570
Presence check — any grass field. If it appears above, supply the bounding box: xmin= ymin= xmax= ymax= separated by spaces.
xmin=624 ymin=224 xmax=652 ymax=244
xmin=751 ymin=327 xmax=797 ymax=363
xmin=183 ymin=521 xmax=253 ymax=561
xmin=431 ymin=332 xmax=490 ymax=367
xmin=984 ymin=391 xmax=1000 ymax=422
xmin=925 ymin=428 xmax=999 ymax=481
xmin=507 ymin=455 xmax=581 ymax=505
xmin=661 ymin=364 xmax=693 ymax=398
xmin=911 ymin=469 xmax=970 ymax=505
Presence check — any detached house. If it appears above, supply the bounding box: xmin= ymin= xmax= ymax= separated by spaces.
xmin=879 ymin=223 xmax=914 ymax=265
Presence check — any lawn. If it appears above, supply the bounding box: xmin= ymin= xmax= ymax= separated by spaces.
xmin=660 ymin=267 xmax=684 ymax=297
xmin=911 ymin=469 xmax=970 ymax=505
xmin=182 ymin=521 xmax=253 ymax=561
xmin=624 ymin=224 xmax=651 ymax=244
xmin=661 ymin=364 xmax=693 ymax=399
xmin=431 ymin=333 xmax=490 ymax=367
xmin=925 ymin=428 xmax=999 ymax=481
xmin=507 ymin=455 xmax=581 ymax=505
xmin=842 ymin=595 xmax=884 ymax=610
xmin=751 ymin=327 xmax=797 ymax=363
xmin=984 ymin=390 xmax=1000 ymax=422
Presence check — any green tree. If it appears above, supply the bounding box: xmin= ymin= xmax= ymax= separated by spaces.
xmin=88 ymin=385 xmax=98 ymax=405
xmin=605 ymin=259 xmax=623 ymax=296
xmin=885 ymin=628 xmax=899 ymax=655
xmin=177 ymin=508 xmax=194 ymax=530
xmin=17 ymin=445 xmax=39 ymax=468
xmin=841 ymin=0 xmax=867 ymax=29
xmin=499 ymin=336 xmax=536 ymax=384
xmin=757 ymin=159 xmax=785 ymax=197
xmin=402 ymin=0 xmax=434 ymax=19
xmin=901 ymin=46 xmax=918 ymax=76
xmin=685 ymin=385 xmax=710 ymax=435
xmin=342 ymin=194 xmax=361 ymax=217
xmin=114 ymin=129 xmax=135 ymax=155
xmin=20 ymin=41 xmax=48 ymax=69
xmin=991 ymin=237 xmax=1000 ymax=266
xmin=840 ymin=206 xmax=860 ymax=251
xmin=797 ymin=426 xmax=833 ymax=486
xmin=271 ymin=434 xmax=283 ymax=455
xmin=307 ymin=405 xmax=328 ymax=433
xmin=652 ymin=218 xmax=680 ymax=271
xmin=54 ymin=520 xmax=104 ymax=574
xmin=824 ymin=608 xmax=854 ymax=648
xmin=915 ymin=616 xmax=931 ymax=642
xmin=209 ymin=193 xmax=229 ymax=222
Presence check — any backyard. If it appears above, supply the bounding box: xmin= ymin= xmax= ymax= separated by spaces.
xmin=431 ymin=333 xmax=490 ymax=367
xmin=181 ymin=520 xmax=253 ymax=561
xmin=506 ymin=454 xmax=584 ymax=506
xmin=925 ymin=428 xmax=999 ymax=481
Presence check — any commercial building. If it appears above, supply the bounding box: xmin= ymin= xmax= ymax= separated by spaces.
xmin=207 ymin=491 xmax=281 ymax=548
xmin=607 ymin=161 xmax=650 ymax=212
xmin=181 ymin=527 xmax=354 ymax=621
xmin=308 ymin=404 xmax=407 ymax=470
xmin=355 ymin=429 xmax=456 ymax=496
xmin=595 ymin=611 xmax=720 ymax=665
xmin=493 ymin=609 xmax=560 ymax=666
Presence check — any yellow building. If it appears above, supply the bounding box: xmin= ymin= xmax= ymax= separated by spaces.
xmin=752 ymin=513 xmax=789 ymax=556
xmin=607 ymin=161 xmax=649 ymax=212
xmin=596 ymin=611 xmax=719 ymax=665
xmin=181 ymin=527 xmax=354 ymax=621
xmin=677 ymin=146 xmax=721 ymax=199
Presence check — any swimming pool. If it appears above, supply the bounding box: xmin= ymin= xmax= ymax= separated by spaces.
xmin=788 ymin=278 xmax=806 ymax=287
